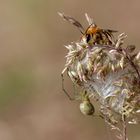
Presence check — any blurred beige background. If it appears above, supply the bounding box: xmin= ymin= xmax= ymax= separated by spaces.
xmin=0 ymin=0 xmax=139 ymax=140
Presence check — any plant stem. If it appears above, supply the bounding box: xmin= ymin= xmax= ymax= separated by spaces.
xmin=122 ymin=115 xmax=127 ymax=140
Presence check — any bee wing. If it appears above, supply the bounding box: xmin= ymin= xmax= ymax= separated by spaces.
xmin=105 ymin=29 xmax=118 ymax=33
xmin=85 ymin=13 xmax=96 ymax=27
xmin=102 ymin=29 xmax=118 ymax=38
xmin=58 ymin=12 xmax=84 ymax=34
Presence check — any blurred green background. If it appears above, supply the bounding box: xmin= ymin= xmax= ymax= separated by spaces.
xmin=0 ymin=0 xmax=140 ymax=140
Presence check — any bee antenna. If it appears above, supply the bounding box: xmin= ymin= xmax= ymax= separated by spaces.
xmin=58 ymin=12 xmax=84 ymax=34
xmin=85 ymin=13 xmax=96 ymax=27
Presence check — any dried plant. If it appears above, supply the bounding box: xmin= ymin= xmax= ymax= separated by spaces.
xmin=59 ymin=12 xmax=140 ymax=140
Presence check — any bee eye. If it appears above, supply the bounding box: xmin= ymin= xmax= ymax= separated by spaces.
xmin=86 ymin=33 xmax=91 ymax=43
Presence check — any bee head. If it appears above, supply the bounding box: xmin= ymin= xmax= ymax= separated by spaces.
xmin=84 ymin=25 xmax=100 ymax=43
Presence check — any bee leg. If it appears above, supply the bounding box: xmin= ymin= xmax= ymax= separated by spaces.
xmin=61 ymin=74 xmax=74 ymax=100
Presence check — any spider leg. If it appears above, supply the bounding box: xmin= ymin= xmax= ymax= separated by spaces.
xmin=61 ymin=73 xmax=74 ymax=100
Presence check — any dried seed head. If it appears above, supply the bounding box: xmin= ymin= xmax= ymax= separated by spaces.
xmin=61 ymin=13 xmax=140 ymax=126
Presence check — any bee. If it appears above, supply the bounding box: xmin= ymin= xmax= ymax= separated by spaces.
xmin=58 ymin=12 xmax=117 ymax=46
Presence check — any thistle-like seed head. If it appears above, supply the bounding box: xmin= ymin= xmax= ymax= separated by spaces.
xmin=61 ymin=13 xmax=140 ymax=125
xmin=62 ymin=32 xmax=140 ymax=124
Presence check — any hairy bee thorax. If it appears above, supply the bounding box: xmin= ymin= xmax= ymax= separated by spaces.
xmin=82 ymin=25 xmax=116 ymax=46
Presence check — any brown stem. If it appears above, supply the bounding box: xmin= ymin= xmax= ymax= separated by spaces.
xmin=122 ymin=115 xmax=127 ymax=140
